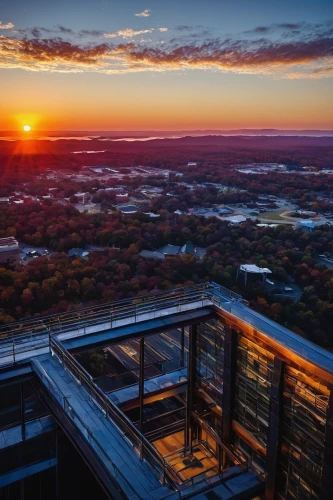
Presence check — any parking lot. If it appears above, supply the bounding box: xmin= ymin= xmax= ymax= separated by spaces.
xmin=19 ymin=244 xmax=53 ymax=262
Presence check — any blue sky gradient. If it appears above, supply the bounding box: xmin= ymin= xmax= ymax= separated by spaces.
xmin=1 ymin=0 xmax=332 ymax=130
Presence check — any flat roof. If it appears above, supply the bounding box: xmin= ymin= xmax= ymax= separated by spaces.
xmin=239 ymin=264 xmax=272 ymax=274
xmin=0 ymin=236 xmax=18 ymax=247
xmin=217 ymin=298 xmax=333 ymax=377
xmin=116 ymin=205 xmax=139 ymax=213
xmin=223 ymin=215 xmax=247 ymax=223
xmin=139 ymin=250 xmax=165 ymax=260
xmin=0 ymin=236 xmax=19 ymax=252
xmin=0 ymin=282 xmax=332 ymax=379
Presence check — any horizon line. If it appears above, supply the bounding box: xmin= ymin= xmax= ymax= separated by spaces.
xmin=1 ymin=128 xmax=333 ymax=133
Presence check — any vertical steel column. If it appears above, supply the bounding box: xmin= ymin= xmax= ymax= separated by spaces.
xmin=265 ymin=357 xmax=284 ymax=500
xmin=322 ymin=387 xmax=333 ymax=500
xmin=185 ymin=324 xmax=197 ymax=455
xmin=56 ymin=428 xmax=59 ymax=500
xmin=218 ymin=446 xmax=223 ymax=474
xmin=222 ymin=326 xmax=236 ymax=445
xmin=221 ymin=325 xmax=237 ymax=469
xmin=20 ymin=382 xmax=25 ymax=440
xmin=180 ymin=327 xmax=185 ymax=368
xmin=139 ymin=337 xmax=145 ymax=460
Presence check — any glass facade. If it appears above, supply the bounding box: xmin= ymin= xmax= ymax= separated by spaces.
xmin=189 ymin=320 xmax=226 ymax=467
xmin=196 ymin=319 xmax=225 ymax=405
xmin=234 ymin=335 xmax=274 ymax=449
xmin=0 ymin=379 xmax=49 ymax=431
xmin=174 ymin=319 xmax=331 ymax=497
xmin=279 ymin=366 xmax=330 ymax=499
xmin=2 ymin=286 xmax=332 ymax=498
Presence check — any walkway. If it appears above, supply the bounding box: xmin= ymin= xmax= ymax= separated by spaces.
xmin=0 ymin=299 xmax=213 ymax=368
xmin=108 ymin=368 xmax=187 ymax=406
xmin=32 ymin=353 xmax=174 ymax=500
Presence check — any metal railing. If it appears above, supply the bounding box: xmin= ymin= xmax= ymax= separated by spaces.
xmin=217 ymin=298 xmax=333 ymax=371
xmin=0 ymin=282 xmax=262 ymax=497
xmin=32 ymin=356 xmax=138 ymax=499
xmin=49 ymin=336 xmax=248 ymax=495
xmin=1 ymin=280 xmax=332 ymax=376
xmin=0 ymin=283 xmax=214 ymax=339
xmin=104 ymin=360 xmax=187 ymax=396
xmin=0 ymin=283 xmax=216 ymax=367
xmin=50 ymin=336 xmax=184 ymax=489
xmin=210 ymin=282 xmax=247 ymax=304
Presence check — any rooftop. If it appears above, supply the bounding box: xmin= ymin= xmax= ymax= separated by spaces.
xmin=0 ymin=236 xmax=19 ymax=252
xmin=222 ymin=215 xmax=248 ymax=224
xmin=0 ymin=282 xmax=332 ymax=498
xmin=299 ymin=219 xmax=319 ymax=227
xmin=68 ymin=248 xmax=89 ymax=258
xmin=139 ymin=250 xmax=165 ymax=260
xmin=0 ymin=282 xmax=332 ymax=377
xmin=116 ymin=205 xmax=140 ymax=213
xmin=239 ymin=264 xmax=272 ymax=274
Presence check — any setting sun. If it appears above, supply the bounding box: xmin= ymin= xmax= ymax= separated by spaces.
xmin=23 ymin=125 xmax=31 ymax=132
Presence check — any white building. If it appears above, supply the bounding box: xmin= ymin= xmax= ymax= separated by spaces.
xmin=237 ymin=264 xmax=272 ymax=286
xmin=223 ymin=215 xmax=248 ymax=225
xmin=299 ymin=220 xmax=319 ymax=233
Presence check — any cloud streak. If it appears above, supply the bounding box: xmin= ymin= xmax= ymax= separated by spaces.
xmin=0 ymin=37 xmax=111 ymax=70
xmin=104 ymin=27 xmax=167 ymax=39
xmin=0 ymin=21 xmax=14 ymax=30
xmin=0 ymin=22 xmax=332 ymax=79
xmin=135 ymin=10 xmax=151 ymax=18
xmin=104 ymin=28 xmax=153 ymax=39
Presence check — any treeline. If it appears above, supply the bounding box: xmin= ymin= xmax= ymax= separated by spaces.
xmin=0 ymin=202 xmax=333 ymax=349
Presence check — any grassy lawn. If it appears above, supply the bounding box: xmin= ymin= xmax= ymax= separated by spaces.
xmin=259 ymin=210 xmax=287 ymax=221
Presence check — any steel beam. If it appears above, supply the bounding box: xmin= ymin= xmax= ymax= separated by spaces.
xmin=185 ymin=324 xmax=197 ymax=455
xmin=139 ymin=337 xmax=145 ymax=459
xmin=20 ymin=382 xmax=25 ymax=440
xmin=66 ymin=309 xmax=214 ymax=352
xmin=35 ymin=382 xmax=124 ymax=500
xmin=180 ymin=327 xmax=185 ymax=368
xmin=222 ymin=325 xmax=236 ymax=447
xmin=119 ymin=381 xmax=188 ymax=412
xmin=265 ymin=357 xmax=284 ymax=500
xmin=322 ymin=386 xmax=333 ymax=500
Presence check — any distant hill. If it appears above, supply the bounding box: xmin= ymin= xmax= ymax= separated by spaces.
xmin=135 ymin=135 xmax=333 ymax=148
xmin=1 ymin=129 xmax=333 ymax=138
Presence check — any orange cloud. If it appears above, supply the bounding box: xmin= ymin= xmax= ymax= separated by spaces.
xmin=104 ymin=27 xmax=167 ymax=39
xmin=0 ymin=25 xmax=332 ymax=79
xmin=0 ymin=21 xmax=14 ymax=30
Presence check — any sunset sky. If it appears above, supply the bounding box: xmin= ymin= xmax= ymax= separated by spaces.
xmin=1 ymin=0 xmax=333 ymax=131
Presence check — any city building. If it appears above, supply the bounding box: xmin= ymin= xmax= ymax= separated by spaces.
xmin=237 ymin=264 xmax=273 ymax=285
xmin=296 ymin=210 xmax=317 ymax=217
xmin=73 ymin=192 xmax=92 ymax=204
xmin=0 ymin=283 xmax=332 ymax=499
xmin=139 ymin=249 xmax=165 ymax=260
xmin=68 ymin=248 xmax=89 ymax=259
xmin=0 ymin=236 xmax=21 ymax=263
xmin=144 ymin=212 xmax=161 ymax=218
xmin=116 ymin=204 xmax=140 ymax=214
xmin=157 ymin=242 xmax=206 ymax=259
xmin=223 ymin=215 xmax=248 ymax=225
xmin=299 ymin=219 xmax=319 ymax=233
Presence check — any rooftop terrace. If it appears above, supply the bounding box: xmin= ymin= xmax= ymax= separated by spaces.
xmin=0 ymin=282 xmax=332 ymax=377
xmin=1 ymin=283 xmax=332 ymax=499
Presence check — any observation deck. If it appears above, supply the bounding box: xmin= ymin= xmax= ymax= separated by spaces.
xmin=0 ymin=283 xmax=332 ymax=499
